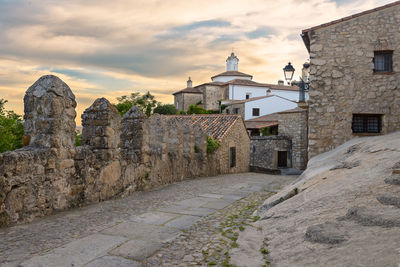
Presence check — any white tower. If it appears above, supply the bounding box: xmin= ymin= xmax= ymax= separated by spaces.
xmin=187 ymin=77 xmax=192 ymax=88
xmin=226 ymin=52 xmax=239 ymax=71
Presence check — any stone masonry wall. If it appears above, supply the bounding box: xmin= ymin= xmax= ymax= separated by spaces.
xmin=216 ymin=119 xmax=250 ymax=174
xmin=250 ymin=136 xmax=291 ymax=170
xmin=307 ymin=4 xmax=400 ymax=157
xmin=202 ymin=85 xmax=229 ymax=111
xmin=278 ymin=109 xmax=308 ymax=170
xmin=0 ymin=75 xmax=232 ymax=227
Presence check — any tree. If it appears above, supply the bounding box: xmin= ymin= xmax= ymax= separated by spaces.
xmin=113 ymin=91 xmax=159 ymax=117
xmin=0 ymin=99 xmax=24 ymax=153
xmin=153 ymin=104 xmax=177 ymax=115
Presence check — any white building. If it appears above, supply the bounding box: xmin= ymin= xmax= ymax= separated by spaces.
xmin=173 ymin=53 xmax=308 ymax=122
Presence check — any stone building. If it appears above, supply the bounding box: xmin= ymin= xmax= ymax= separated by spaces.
xmin=173 ymin=77 xmax=203 ymax=111
xmin=249 ymin=107 xmax=308 ymax=171
xmin=171 ymin=114 xmax=250 ymax=174
xmin=173 ymin=53 xmax=302 ymax=112
xmin=302 ymin=1 xmax=400 ymax=158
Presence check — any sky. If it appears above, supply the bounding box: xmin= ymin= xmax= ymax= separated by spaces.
xmin=0 ymin=0 xmax=395 ymax=124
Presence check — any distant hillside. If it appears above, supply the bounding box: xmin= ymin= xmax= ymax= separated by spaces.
xmin=233 ymin=132 xmax=400 ymax=266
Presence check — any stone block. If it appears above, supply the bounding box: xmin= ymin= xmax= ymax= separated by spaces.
xmin=20 ymin=234 xmax=127 ymax=267
xmin=109 ymin=239 xmax=163 ymax=261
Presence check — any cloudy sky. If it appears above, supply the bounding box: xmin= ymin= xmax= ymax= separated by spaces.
xmin=0 ymin=0 xmax=394 ymax=124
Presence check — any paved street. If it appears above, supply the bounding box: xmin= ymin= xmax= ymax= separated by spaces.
xmin=0 ymin=172 xmax=295 ymax=267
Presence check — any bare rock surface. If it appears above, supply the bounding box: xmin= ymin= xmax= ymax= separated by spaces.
xmin=237 ymin=132 xmax=400 ymax=266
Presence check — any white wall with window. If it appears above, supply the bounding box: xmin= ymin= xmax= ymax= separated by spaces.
xmin=228 ymin=84 xmax=308 ymax=102
xmin=243 ymin=96 xmax=298 ymax=120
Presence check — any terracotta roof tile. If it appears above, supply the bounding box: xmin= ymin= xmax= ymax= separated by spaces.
xmin=211 ymin=71 xmax=253 ymax=79
xmin=225 ymin=79 xmax=298 ymax=91
xmin=173 ymin=87 xmax=203 ymax=95
xmin=167 ymin=114 xmax=240 ymax=140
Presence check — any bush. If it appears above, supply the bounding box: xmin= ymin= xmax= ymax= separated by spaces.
xmin=153 ymin=104 xmax=177 ymax=115
xmin=75 ymin=131 xmax=82 ymax=146
xmin=0 ymin=99 xmax=24 ymax=153
xmin=206 ymin=135 xmax=220 ymax=153
xmin=187 ymin=104 xmax=207 ymax=114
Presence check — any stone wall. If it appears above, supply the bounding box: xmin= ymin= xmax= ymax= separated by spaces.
xmin=175 ymin=93 xmax=203 ymax=112
xmin=216 ymin=119 xmax=250 ymax=174
xmin=250 ymin=136 xmax=291 ymax=171
xmin=0 ymin=75 xmax=240 ymax=227
xmin=223 ymin=102 xmax=245 ymax=118
xmin=202 ymin=84 xmax=229 ymax=111
xmin=306 ymin=4 xmax=400 ymax=157
xmin=278 ymin=108 xmax=308 ymax=170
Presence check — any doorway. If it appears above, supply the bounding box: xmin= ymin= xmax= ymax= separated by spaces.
xmin=277 ymin=151 xmax=288 ymax=168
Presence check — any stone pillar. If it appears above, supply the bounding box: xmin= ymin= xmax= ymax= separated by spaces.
xmin=23 ymin=75 xmax=76 ymax=148
xmin=80 ymin=98 xmax=122 ymax=201
xmin=81 ymin=98 xmax=121 ymax=149
xmin=121 ymin=106 xmax=146 ymax=151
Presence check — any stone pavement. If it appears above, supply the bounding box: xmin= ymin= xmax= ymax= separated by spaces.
xmin=0 ymin=172 xmax=295 ymax=267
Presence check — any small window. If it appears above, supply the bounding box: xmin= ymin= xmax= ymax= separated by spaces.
xmin=374 ymin=51 xmax=393 ymax=72
xmin=226 ymin=109 xmax=230 ymax=114
xmin=233 ymin=108 xmax=239 ymax=114
xmin=252 ymin=108 xmax=260 ymax=116
xmin=246 ymin=93 xmax=251 ymax=99
xmin=230 ymin=147 xmax=236 ymax=168
xmin=352 ymin=114 xmax=382 ymax=133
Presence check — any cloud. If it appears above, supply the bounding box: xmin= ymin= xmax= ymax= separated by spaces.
xmin=0 ymin=0 xmax=395 ymax=125
xmin=245 ymin=27 xmax=275 ymax=39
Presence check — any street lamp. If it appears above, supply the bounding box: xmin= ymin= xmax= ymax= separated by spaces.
xmin=283 ymin=62 xmax=295 ymax=84
xmin=282 ymin=62 xmax=309 ymax=103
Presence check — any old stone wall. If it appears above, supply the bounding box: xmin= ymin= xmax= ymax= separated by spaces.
xmin=250 ymin=136 xmax=291 ymax=171
xmin=202 ymin=85 xmax=229 ymax=111
xmin=223 ymin=102 xmax=245 ymax=118
xmin=0 ymin=75 xmax=235 ymax=227
xmin=307 ymin=4 xmax=400 ymax=158
xmin=174 ymin=92 xmax=203 ymax=112
xmin=217 ymin=119 xmax=250 ymax=174
xmin=278 ymin=109 xmax=308 ymax=170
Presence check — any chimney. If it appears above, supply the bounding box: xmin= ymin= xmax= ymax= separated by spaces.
xmin=278 ymin=80 xmax=284 ymax=86
xmin=187 ymin=77 xmax=192 ymax=88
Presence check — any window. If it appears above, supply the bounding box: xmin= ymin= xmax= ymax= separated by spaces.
xmin=226 ymin=109 xmax=230 ymax=114
xmin=246 ymin=93 xmax=251 ymax=99
xmin=352 ymin=114 xmax=382 ymax=133
xmin=374 ymin=51 xmax=393 ymax=72
xmin=252 ymin=108 xmax=260 ymax=116
xmin=233 ymin=108 xmax=239 ymax=114
xmin=230 ymin=147 xmax=236 ymax=168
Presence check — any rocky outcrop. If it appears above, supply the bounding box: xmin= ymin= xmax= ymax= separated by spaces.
xmin=235 ymin=132 xmax=400 ymax=266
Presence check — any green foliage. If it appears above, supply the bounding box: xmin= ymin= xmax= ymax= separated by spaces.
xmin=260 ymin=127 xmax=273 ymax=136
xmin=75 ymin=131 xmax=82 ymax=146
xmin=153 ymin=104 xmax=177 ymax=115
xmin=187 ymin=104 xmax=218 ymax=114
xmin=0 ymin=99 xmax=24 ymax=153
xmin=114 ymin=91 xmax=159 ymax=116
xmin=187 ymin=104 xmax=207 ymax=114
xmin=206 ymin=135 xmax=220 ymax=154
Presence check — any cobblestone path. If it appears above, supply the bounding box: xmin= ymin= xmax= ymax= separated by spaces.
xmin=0 ymin=172 xmax=296 ymax=267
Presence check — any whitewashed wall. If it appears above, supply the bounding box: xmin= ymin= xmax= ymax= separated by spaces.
xmin=244 ymin=96 xmax=298 ymax=120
